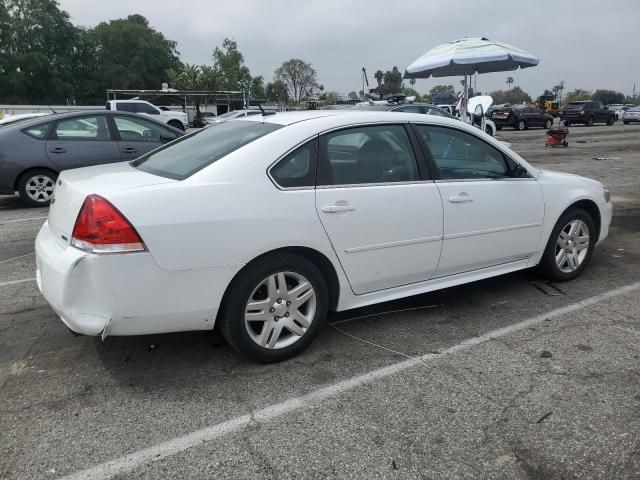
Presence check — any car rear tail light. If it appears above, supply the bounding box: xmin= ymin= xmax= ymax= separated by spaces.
xmin=71 ymin=194 xmax=145 ymax=254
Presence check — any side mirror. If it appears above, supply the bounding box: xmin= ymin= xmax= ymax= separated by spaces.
xmin=160 ymin=132 xmax=177 ymax=143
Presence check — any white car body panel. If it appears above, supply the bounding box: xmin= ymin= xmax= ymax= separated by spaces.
xmin=35 ymin=111 xmax=612 ymax=337
xmin=107 ymin=100 xmax=188 ymax=129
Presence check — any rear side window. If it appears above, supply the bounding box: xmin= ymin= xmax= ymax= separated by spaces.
xmin=319 ymin=125 xmax=420 ymax=186
xmin=54 ymin=116 xmax=110 ymax=140
xmin=136 ymin=103 xmax=159 ymax=114
xmin=23 ymin=123 xmax=51 ymax=139
xmin=133 ymin=120 xmax=282 ymax=180
xmin=116 ymin=103 xmax=137 ymax=113
xmin=270 ymin=139 xmax=317 ymax=188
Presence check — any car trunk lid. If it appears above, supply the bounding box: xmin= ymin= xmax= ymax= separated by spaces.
xmin=48 ymin=161 xmax=175 ymax=245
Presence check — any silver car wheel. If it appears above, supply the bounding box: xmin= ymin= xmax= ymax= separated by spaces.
xmin=25 ymin=174 xmax=55 ymax=203
xmin=244 ymin=271 xmax=317 ymax=350
xmin=555 ymin=219 xmax=590 ymax=273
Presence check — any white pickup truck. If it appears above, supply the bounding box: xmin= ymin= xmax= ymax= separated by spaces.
xmin=106 ymin=100 xmax=188 ymax=130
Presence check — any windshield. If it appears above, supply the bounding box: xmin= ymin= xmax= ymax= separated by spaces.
xmin=216 ymin=111 xmax=242 ymax=119
xmin=133 ymin=120 xmax=282 ymax=180
xmin=565 ymin=102 xmax=587 ymax=109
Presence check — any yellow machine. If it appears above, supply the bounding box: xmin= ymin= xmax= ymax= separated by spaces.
xmin=533 ymin=96 xmax=561 ymax=117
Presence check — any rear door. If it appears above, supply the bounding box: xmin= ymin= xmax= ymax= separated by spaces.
xmin=45 ymin=114 xmax=120 ymax=169
xmin=315 ymin=123 xmax=443 ymax=294
xmin=111 ymin=114 xmax=177 ymax=160
xmin=413 ymin=124 xmax=544 ymax=277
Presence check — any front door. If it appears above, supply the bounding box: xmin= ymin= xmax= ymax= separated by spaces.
xmin=111 ymin=114 xmax=175 ymax=160
xmin=413 ymin=124 xmax=544 ymax=277
xmin=315 ymin=124 xmax=443 ymax=294
xmin=46 ymin=114 xmax=120 ymax=169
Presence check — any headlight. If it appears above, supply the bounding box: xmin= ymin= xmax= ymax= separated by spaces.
xmin=603 ymin=184 xmax=611 ymax=202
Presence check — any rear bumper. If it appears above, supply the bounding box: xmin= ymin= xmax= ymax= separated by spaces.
xmin=35 ymin=221 xmax=240 ymax=336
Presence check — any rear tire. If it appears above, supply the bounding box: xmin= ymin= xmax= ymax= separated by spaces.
xmin=606 ymin=116 xmax=614 ymax=126
xmin=587 ymin=116 xmax=594 ymax=126
xmin=623 ymin=121 xmax=630 ymax=125
xmin=545 ymin=119 xmax=553 ymax=129
xmin=219 ymin=253 xmax=329 ymax=362
xmin=496 ymin=125 xmax=503 ymax=131
xmin=485 ymin=125 xmax=494 ymax=136
xmin=538 ymin=208 xmax=595 ymax=282
xmin=517 ymin=120 xmax=526 ymax=131
xmin=17 ymin=169 xmax=58 ymax=208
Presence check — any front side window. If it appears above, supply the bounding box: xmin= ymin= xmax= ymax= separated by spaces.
xmin=415 ymin=125 xmax=513 ymax=180
xmin=424 ymin=106 xmax=452 ymax=118
xmin=133 ymin=120 xmax=282 ymax=180
xmin=54 ymin=116 xmax=110 ymax=140
xmin=319 ymin=125 xmax=420 ymax=185
xmin=270 ymin=139 xmax=317 ymax=188
xmin=114 ymin=115 xmax=169 ymax=142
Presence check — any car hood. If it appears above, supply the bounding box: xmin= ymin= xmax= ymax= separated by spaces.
xmin=537 ymin=169 xmax=603 ymax=189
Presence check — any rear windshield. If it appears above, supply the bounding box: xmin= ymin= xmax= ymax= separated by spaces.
xmin=132 ymin=120 xmax=282 ymax=180
xmin=566 ymin=102 xmax=587 ymax=109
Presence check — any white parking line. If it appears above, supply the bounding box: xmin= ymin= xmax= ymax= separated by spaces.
xmin=0 ymin=216 xmax=47 ymax=225
xmin=0 ymin=277 xmax=36 ymax=287
xmin=0 ymin=252 xmax=35 ymax=265
xmin=59 ymin=280 xmax=640 ymax=480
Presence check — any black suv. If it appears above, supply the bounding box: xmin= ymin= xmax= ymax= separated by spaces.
xmin=490 ymin=106 xmax=554 ymax=131
xmin=560 ymin=101 xmax=615 ymax=126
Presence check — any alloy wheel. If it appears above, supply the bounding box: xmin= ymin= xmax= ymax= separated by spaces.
xmin=25 ymin=174 xmax=55 ymax=203
xmin=244 ymin=271 xmax=317 ymax=349
xmin=555 ymin=219 xmax=590 ymax=273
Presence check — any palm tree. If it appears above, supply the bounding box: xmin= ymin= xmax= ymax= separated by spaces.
xmin=374 ymin=70 xmax=383 ymax=87
xmin=506 ymin=76 xmax=514 ymax=89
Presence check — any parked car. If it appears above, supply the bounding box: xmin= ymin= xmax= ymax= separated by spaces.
xmin=353 ymin=102 xmax=498 ymax=136
xmin=0 ymin=112 xmax=51 ymax=127
xmin=560 ymin=101 xmax=615 ymax=126
xmin=622 ymin=105 xmax=640 ymax=124
xmin=35 ymin=110 xmax=611 ymax=362
xmin=607 ymin=104 xmax=632 ymax=121
xmin=0 ymin=111 xmax=184 ymax=207
xmin=106 ymin=100 xmax=188 ymax=130
xmin=490 ymin=106 xmax=554 ymax=131
xmin=211 ymin=109 xmax=264 ymax=123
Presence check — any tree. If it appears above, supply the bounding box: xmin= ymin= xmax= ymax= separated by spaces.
xmin=212 ymin=38 xmax=251 ymax=91
xmin=0 ymin=0 xmax=80 ymax=102
xmin=81 ymin=15 xmax=180 ymax=102
xmin=429 ymin=85 xmax=455 ymax=97
xmin=490 ymin=86 xmax=531 ymax=105
xmin=564 ymin=89 xmax=592 ymax=103
xmin=265 ymin=79 xmax=288 ymax=103
xmin=347 ymin=91 xmax=359 ymax=100
xmin=274 ymin=59 xmax=318 ymax=103
xmin=591 ymin=89 xmax=625 ymax=105
xmin=374 ymin=70 xmax=384 ymax=87
xmin=506 ymin=76 xmax=514 ymax=89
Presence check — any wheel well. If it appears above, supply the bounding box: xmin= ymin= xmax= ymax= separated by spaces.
xmin=14 ymin=167 xmax=58 ymax=192
xmin=563 ymin=200 xmax=601 ymax=242
xmin=168 ymin=119 xmax=183 ymax=127
xmin=218 ymin=247 xmax=341 ymax=321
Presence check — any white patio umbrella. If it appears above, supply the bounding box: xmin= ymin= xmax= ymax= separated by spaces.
xmin=404 ymin=37 xmax=539 ymax=120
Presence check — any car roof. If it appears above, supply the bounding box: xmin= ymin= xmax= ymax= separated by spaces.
xmin=237 ymin=109 xmax=470 ymax=130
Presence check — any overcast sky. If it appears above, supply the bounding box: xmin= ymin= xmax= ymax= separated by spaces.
xmin=59 ymin=0 xmax=640 ymax=98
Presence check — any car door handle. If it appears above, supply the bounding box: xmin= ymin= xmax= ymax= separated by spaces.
xmin=448 ymin=193 xmax=474 ymax=204
xmin=122 ymin=147 xmax=137 ymax=154
xmin=49 ymin=147 xmax=66 ymax=154
xmin=321 ymin=204 xmax=355 ymax=213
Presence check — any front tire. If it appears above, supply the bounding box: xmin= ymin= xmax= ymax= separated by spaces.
xmin=606 ymin=116 xmax=614 ymax=126
xmin=485 ymin=125 xmax=494 ymax=136
xmin=587 ymin=116 xmax=594 ymax=126
xmin=168 ymin=120 xmax=185 ymax=131
xmin=545 ymin=119 xmax=553 ymax=129
xmin=17 ymin=169 xmax=58 ymax=207
xmin=538 ymin=208 xmax=595 ymax=281
xmin=517 ymin=120 xmax=526 ymax=131
xmin=220 ymin=253 xmax=329 ymax=362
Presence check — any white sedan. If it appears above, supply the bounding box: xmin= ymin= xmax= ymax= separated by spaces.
xmin=36 ymin=111 xmax=612 ymax=362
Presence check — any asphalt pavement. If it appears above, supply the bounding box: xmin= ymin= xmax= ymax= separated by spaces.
xmin=1 ymin=122 xmax=639 ymax=480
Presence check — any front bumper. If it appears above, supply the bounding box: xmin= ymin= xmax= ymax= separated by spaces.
xmin=598 ymin=201 xmax=613 ymax=245
xmin=35 ymin=221 xmax=240 ymax=336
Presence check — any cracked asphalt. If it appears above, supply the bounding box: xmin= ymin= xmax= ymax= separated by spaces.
xmin=1 ymin=122 xmax=639 ymax=479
